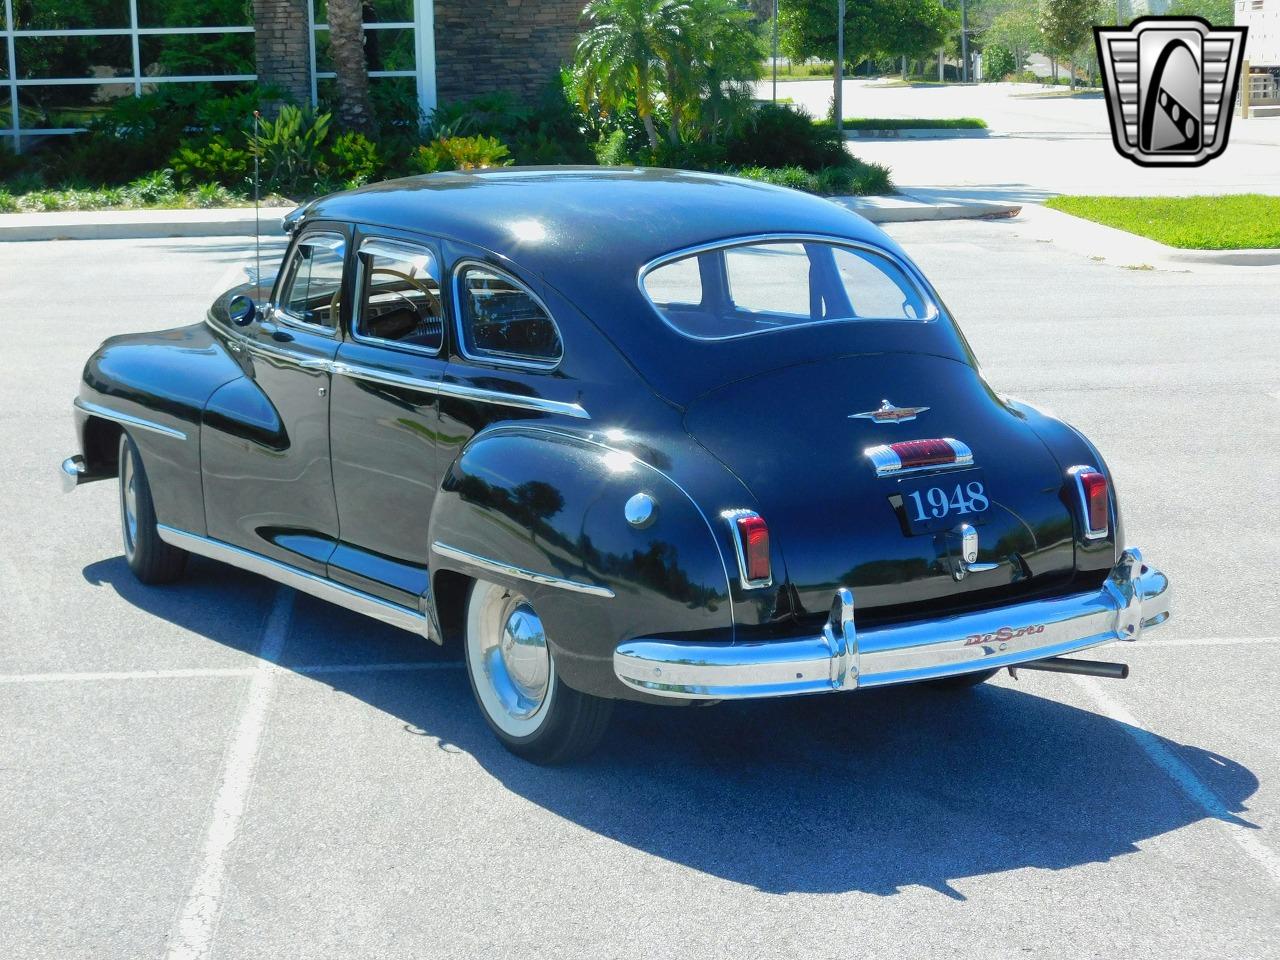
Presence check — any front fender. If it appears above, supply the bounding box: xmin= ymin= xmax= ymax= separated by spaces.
xmin=429 ymin=426 xmax=733 ymax=700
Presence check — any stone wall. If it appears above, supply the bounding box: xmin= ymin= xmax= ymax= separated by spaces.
xmin=434 ymin=0 xmax=585 ymax=104
xmin=254 ymin=0 xmax=311 ymax=108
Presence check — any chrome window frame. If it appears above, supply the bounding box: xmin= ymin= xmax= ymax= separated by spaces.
xmin=451 ymin=259 xmax=564 ymax=371
xmin=273 ymin=229 xmax=346 ymax=337
xmin=350 ymin=235 xmax=445 ymax=358
xmin=637 ymin=233 xmax=941 ymax=343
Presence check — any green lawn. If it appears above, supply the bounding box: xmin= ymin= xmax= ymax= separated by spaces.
xmin=1045 ymin=195 xmax=1280 ymax=250
xmin=815 ymin=117 xmax=987 ymax=131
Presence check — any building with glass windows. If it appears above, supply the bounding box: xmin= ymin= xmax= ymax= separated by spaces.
xmin=0 ymin=0 xmax=583 ymax=151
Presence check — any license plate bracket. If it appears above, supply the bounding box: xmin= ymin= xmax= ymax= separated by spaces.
xmin=897 ymin=468 xmax=989 ymax=535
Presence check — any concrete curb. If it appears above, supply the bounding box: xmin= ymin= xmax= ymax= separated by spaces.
xmin=832 ymin=193 xmax=1021 ymax=223
xmin=1014 ymin=205 xmax=1280 ymax=269
xmin=843 ymin=128 xmax=990 ymax=139
xmin=0 ymin=207 xmax=294 ymax=242
xmin=0 ymin=197 xmax=1022 ymax=240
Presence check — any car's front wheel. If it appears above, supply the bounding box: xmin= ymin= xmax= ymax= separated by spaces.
xmin=119 ymin=432 xmax=188 ymax=584
xmin=463 ymin=579 xmax=612 ymax=764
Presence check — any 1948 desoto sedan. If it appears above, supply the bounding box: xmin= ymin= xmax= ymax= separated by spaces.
xmin=62 ymin=168 xmax=1170 ymax=763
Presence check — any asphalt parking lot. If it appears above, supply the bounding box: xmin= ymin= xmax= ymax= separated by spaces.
xmin=2 ymin=222 xmax=1278 ymax=959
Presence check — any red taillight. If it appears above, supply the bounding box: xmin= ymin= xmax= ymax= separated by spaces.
xmin=888 ymin=438 xmax=959 ymax=468
xmin=1071 ymin=467 xmax=1109 ymax=538
xmin=725 ymin=510 xmax=771 ymax=585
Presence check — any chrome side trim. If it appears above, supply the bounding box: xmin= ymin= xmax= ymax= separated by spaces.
xmin=331 ymin=361 xmax=590 ymax=419
xmin=204 ymin=315 xmax=332 ymax=371
xmin=155 ymin=526 xmax=433 ymax=640
xmin=865 ymin=438 xmax=973 ymax=478
xmin=434 ymin=379 xmax=590 ymax=419
xmin=74 ymin=398 xmax=188 ymax=441
xmin=431 ymin=541 xmax=616 ymax=599
xmin=614 ymin=548 xmax=1171 ymax=700
xmin=637 ymin=232 xmax=941 ymax=342
xmin=721 ymin=508 xmax=772 ymax=589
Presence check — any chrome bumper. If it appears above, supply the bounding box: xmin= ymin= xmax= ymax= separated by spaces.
xmin=614 ymin=549 xmax=1170 ymax=700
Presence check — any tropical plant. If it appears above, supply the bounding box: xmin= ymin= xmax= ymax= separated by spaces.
xmin=412 ymin=135 xmax=513 ymax=173
xmin=575 ymin=0 xmax=687 ymax=148
xmin=326 ymin=0 xmax=377 ymax=133
xmin=329 ymin=131 xmax=382 ymax=187
xmin=249 ymin=105 xmax=333 ymax=194
xmin=171 ymin=134 xmax=253 ymax=190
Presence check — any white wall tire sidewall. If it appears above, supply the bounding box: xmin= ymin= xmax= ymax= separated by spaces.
xmin=465 ymin=580 xmax=557 ymax=740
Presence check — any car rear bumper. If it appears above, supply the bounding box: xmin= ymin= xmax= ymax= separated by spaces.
xmin=613 ymin=548 xmax=1170 ymax=700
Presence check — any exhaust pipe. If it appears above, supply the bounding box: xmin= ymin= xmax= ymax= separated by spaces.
xmin=1010 ymin=656 xmax=1129 ymax=680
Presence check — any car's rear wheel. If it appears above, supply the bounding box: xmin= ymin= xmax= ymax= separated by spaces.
xmin=926 ymin=667 xmax=1000 ymax=691
xmin=463 ymin=579 xmax=612 ymax=764
xmin=119 ymin=432 xmax=188 ymax=584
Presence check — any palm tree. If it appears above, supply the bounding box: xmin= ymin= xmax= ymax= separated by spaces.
xmin=576 ymin=0 xmax=690 ymax=149
xmin=326 ymin=0 xmax=377 ymax=133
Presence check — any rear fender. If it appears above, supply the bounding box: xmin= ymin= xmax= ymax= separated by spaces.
xmin=428 ymin=426 xmax=734 ymax=700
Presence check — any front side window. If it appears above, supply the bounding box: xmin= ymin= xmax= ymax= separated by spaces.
xmin=355 ymin=238 xmax=444 ymax=352
xmin=456 ymin=264 xmax=562 ymax=366
xmin=642 ymin=238 xmax=934 ymax=341
xmin=279 ymin=232 xmax=346 ymax=329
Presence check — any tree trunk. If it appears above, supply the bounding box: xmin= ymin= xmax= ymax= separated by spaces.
xmin=1069 ymin=55 xmax=1076 ymax=91
xmin=327 ymin=0 xmax=376 ymax=133
xmin=664 ymin=64 xmax=682 ymax=145
xmin=641 ymin=112 xmax=659 ymax=149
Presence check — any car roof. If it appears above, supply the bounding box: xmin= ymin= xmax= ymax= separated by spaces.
xmin=297 ymin=167 xmax=965 ymax=406
xmin=299 ymin=166 xmax=892 ymax=282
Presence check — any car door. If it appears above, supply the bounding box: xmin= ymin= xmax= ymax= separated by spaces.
xmin=327 ymin=229 xmax=448 ymax=607
xmin=201 ymin=225 xmax=348 ymax=575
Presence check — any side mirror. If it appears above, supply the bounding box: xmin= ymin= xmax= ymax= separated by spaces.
xmin=228 ymin=294 xmax=257 ymax=327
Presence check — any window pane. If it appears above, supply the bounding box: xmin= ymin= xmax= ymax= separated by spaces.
xmin=140 ymin=33 xmax=255 ymax=77
xmin=18 ymin=83 xmax=133 ymax=129
xmin=315 ymin=27 xmax=414 ymax=73
xmin=14 ymin=0 xmax=130 ymax=30
xmin=832 ymin=247 xmax=927 ymax=320
xmin=15 ymin=35 xmax=132 ymax=80
xmin=644 ymin=241 xmax=934 ymax=340
xmin=725 ymin=242 xmax=810 ymax=316
xmin=314 ymin=0 xmax=414 ymax=23
xmin=282 ymin=234 xmax=346 ymax=328
xmin=643 ymin=254 xmax=702 ymax=307
xmin=357 ymin=240 xmax=443 ymax=351
xmin=138 ymin=0 xmax=252 ymax=28
xmin=458 ymin=267 xmax=562 ymax=364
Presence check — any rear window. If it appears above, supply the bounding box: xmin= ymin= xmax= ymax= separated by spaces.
xmin=641 ymin=239 xmax=934 ymax=341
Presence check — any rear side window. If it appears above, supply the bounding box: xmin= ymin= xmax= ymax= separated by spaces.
xmin=642 ymin=239 xmax=934 ymax=341
xmin=355 ymin=238 xmax=444 ymax=353
xmin=279 ymin=232 xmax=346 ymax=329
xmin=455 ymin=263 xmax=562 ymax=367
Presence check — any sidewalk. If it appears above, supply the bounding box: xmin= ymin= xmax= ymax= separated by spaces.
xmin=0 ymin=206 xmax=294 ymax=242
xmin=0 ymin=195 xmax=1018 ymax=242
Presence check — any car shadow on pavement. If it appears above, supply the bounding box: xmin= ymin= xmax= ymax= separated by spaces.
xmin=87 ymin=555 xmax=1262 ymax=900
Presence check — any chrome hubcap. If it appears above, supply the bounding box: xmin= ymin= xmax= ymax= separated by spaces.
xmin=487 ymin=600 xmax=550 ymax=720
xmin=467 ymin=583 xmax=554 ymax=736
xmin=121 ymin=446 xmax=138 ymax=558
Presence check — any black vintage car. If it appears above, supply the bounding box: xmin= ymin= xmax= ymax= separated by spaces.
xmin=63 ymin=168 xmax=1170 ymax=763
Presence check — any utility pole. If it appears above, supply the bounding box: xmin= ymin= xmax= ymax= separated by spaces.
xmin=772 ymin=0 xmax=779 ymax=102
xmin=835 ymin=0 xmax=845 ymax=135
xmin=960 ymin=0 xmax=970 ymax=83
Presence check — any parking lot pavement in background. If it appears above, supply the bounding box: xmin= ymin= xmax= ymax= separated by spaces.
xmin=1 ymin=228 xmax=1278 ymax=959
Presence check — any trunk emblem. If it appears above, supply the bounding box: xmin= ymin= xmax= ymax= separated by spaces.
xmin=849 ymin=399 xmax=930 ymax=424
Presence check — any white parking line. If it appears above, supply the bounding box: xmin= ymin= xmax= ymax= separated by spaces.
xmin=1075 ymin=676 xmax=1280 ymax=888
xmin=0 ymin=661 xmax=462 ymax=685
xmin=164 ymin=587 xmax=295 ymax=960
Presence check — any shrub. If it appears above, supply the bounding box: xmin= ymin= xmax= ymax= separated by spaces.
xmin=983 ymin=44 xmax=1016 ymax=82
xmin=124 ymin=169 xmax=178 ymax=205
xmin=722 ymin=103 xmax=846 ymax=172
xmin=0 ymin=143 xmax=25 ymax=182
xmin=0 ymin=190 xmax=16 ymax=213
xmin=594 ymin=129 xmax=632 ymax=166
xmin=413 ymin=134 xmax=512 ymax=173
xmin=733 ymin=165 xmax=819 ymax=192
xmin=250 ymin=105 xmax=332 ymax=195
xmin=171 ymin=134 xmax=253 ymax=191
xmin=328 ymin=131 xmax=381 ymax=188
xmin=193 ymin=183 xmax=235 ymax=208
